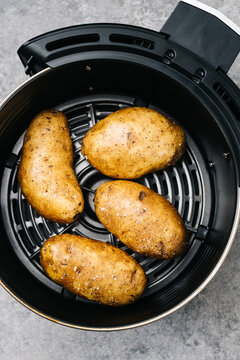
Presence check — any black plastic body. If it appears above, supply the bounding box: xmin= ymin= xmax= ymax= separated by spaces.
xmin=0 ymin=1 xmax=239 ymax=330
xmin=160 ymin=1 xmax=240 ymax=73
xmin=18 ymin=2 xmax=240 ymax=74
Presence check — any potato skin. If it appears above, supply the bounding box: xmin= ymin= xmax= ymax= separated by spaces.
xmin=40 ymin=234 xmax=146 ymax=306
xmin=18 ymin=110 xmax=84 ymax=223
xmin=95 ymin=181 xmax=188 ymax=259
xmin=81 ymin=107 xmax=185 ymax=179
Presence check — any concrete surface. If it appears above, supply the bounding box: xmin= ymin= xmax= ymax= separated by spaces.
xmin=0 ymin=1 xmax=239 ymax=359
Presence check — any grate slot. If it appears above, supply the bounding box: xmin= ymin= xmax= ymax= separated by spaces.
xmin=46 ymin=34 xmax=100 ymax=51
xmin=192 ymin=201 xmax=200 ymax=227
xmin=109 ymin=34 xmax=154 ymax=49
xmin=94 ymin=104 xmax=123 ymax=113
xmin=162 ymin=179 xmax=168 ymax=195
xmin=29 ymin=207 xmax=45 ymax=244
xmin=214 ymin=82 xmax=240 ymax=121
xmin=18 ymin=229 xmax=36 ymax=254
xmin=191 ymin=170 xmax=200 ymax=196
xmin=11 ymin=198 xmax=22 ymax=225
xmin=162 ymin=170 xmax=173 ymax=202
xmin=183 ymin=201 xmax=190 ymax=222
xmin=18 ymin=194 xmax=37 ymax=250
xmin=66 ymin=105 xmax=90 ymax=118
xmin=11 ymin=167 xmax=20 ymax=194
xmin=174 ymin=200 xmax=179 ymax=212
xmin=69 ymin=116 xmax=90 ymax=129
xmin=146 ymin=259 xmax=161 ymax=269
xmin=151 ymin=182 xmax=158 ymax=192
xmin=172 ymin=176 xmax=179 ymax=195
xmin=182 ymin=173 xmax=189 ymax=195
xmin=42 ymin=217 xmax=57 ymax=236
xmin=184 ymin=151 xmax=193 ymax=165
xmin=38 ymin=222 xmax=51 ymax=241
xmin=71 ymin=123 xmax=90 ymax=137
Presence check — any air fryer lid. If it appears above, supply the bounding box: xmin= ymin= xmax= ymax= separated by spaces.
xmin=0 ymin=1 xmax=240 ymax=330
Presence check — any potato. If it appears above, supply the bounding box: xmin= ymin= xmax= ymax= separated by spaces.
xmin=40 ymin=234 xmax=146 ymax=306
xmin=81 ymin=107 xmax=185 ymax=179
xmin=95 ymin=181 xmax=188 ymax=259
xmin=18 ymin=110 xmax=84 ymax=223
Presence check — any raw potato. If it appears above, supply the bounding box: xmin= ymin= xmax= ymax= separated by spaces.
xmin=18 ymin=110 xmax=84 ymax=223
xmin=81 ymin=107 xmax=186 ymax=179
xmin=95 ymin=181 xmax=188 ymax=259
xmin=40 ymin=234 xmax=147 ymax=306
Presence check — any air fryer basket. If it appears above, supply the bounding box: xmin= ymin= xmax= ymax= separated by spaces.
xmin=0 ymin=1 xmax=240 ymax=330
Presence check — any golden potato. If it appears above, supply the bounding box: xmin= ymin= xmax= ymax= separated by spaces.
xmin=95 ymin=180 xmax=188 ymax=259
xmin=81 ymin=107 xmax=185 ymax=179
xmin=18 ymin=110 xmax=84 ymax=223
xmin=40 ymin=234 xmax=146 ymax=306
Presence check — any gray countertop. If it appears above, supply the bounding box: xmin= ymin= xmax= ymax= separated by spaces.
xmin=0 ymin=1 xmax=239 ymax=359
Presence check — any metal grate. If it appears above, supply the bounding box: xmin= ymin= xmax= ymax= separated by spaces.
xmin=1 ymin=94 xmax=209 ymax=300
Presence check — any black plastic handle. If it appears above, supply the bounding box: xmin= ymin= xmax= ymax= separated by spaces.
xmin=17 ymin=24 xmax=160 ymax=76
xmin=160 ymin=1 xmax=240 ymax=73
xmin=18 ymin=1 xmax=240 ymax=76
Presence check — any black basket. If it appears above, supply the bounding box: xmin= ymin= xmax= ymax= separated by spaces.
xmin=0 ymin=1 xmax=240 ymax=330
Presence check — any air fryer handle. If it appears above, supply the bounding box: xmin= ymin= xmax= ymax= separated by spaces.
xmin=160 ymin=0 xmax=240 ymax=73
